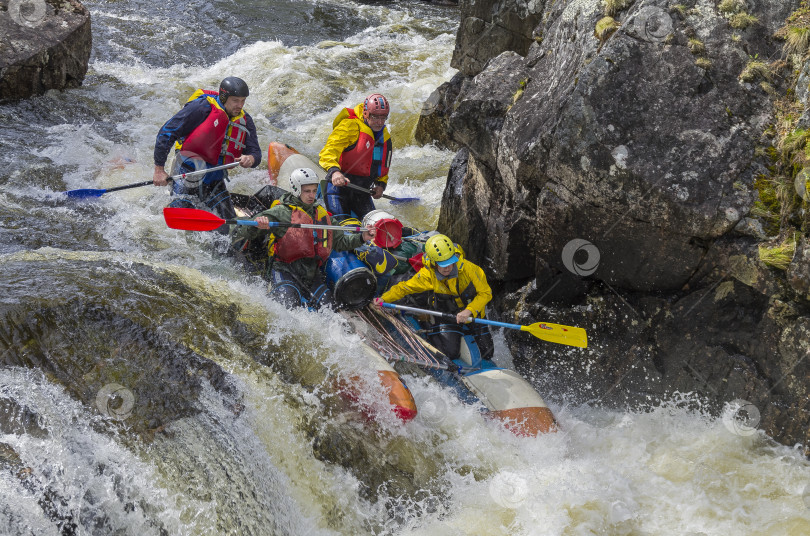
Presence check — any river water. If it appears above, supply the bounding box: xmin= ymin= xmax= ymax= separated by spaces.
xmin=0 ymin=0 xmax=809 ymax=534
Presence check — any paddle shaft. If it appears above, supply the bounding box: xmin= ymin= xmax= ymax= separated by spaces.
xmin=101 ymin=180 xmax=154 ymax=193
xmin=381 ymin=302 xmax=462 ymax=323
xmin=383 ymin=302 xmax=560 ymax=329
xmin=380 ymin=302 xmax=588 ymax=348
xmin=169 ymin=161 xmax=239 ymax=181
xmin=342 ymin=181 xmax=412 ymax=202
xmin=64 ymin=162 xmax=240 ymax=198
xmin=225 ymin=219 xmax=369 ymax=232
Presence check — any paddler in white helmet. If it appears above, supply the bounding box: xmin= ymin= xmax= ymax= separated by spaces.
xmin=232 ymin=168 xmax=376 ymax=309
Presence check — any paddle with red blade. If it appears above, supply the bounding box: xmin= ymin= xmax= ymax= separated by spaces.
xmin=63 ymin=162 xmax=239 ymax=199
xmin=163 ymin=207 xmax=371 ymax=232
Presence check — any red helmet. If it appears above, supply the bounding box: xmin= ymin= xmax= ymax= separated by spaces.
xmin=363 ymin=93 xmax=389 ymax=119
xmin=362 ymin=210 xmax=402 ymax=248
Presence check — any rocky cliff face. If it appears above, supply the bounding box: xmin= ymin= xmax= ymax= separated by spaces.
xmin=420 ymin=0 xmax=810 ymax=450
xmin=0 ymin=0 xmax=91 ymax=100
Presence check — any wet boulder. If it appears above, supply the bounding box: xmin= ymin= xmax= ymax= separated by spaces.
xmin=0 ymin=299 xmax=242 ymax=435
xmin=437 ymin=0 xmax=796 ymax=291
xmin=0 ymin=0 xmax=91 ymax=100
xmin=428 ymin=0 xmax=810 ymax=451
xmin=451 ymin=0 xmax=544 ymax=77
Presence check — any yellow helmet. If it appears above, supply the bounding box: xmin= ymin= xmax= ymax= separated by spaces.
xmin=425 ymin=234 xmax=458 ymax=267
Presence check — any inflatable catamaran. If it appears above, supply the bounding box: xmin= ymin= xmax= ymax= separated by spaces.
xmin=257 ymin=143 xmax=585 ymax=435
xmin=163 ymin=143 xmax=588 ymax=434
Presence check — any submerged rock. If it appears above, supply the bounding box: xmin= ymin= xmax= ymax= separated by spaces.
xmin=0 ymin=299 xmax=242 ymax=435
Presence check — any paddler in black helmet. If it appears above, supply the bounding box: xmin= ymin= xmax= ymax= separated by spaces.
xmin=232 ymin=168 xmax=377 ymax=309
xmin=152 ymin=76 xmax=262 ymax=227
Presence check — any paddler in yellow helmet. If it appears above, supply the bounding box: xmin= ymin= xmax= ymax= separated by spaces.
xmin=374 ymin=234 xmax=495 ymax=360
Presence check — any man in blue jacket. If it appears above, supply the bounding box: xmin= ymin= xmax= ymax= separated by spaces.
xmin=152 ymin=76 xmax=262 ymax=222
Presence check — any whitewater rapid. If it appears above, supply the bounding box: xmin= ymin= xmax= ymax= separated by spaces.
xmin=0 ymin=0 xmax=809 ymax=534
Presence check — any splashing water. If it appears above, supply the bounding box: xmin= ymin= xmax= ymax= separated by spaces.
xmin=1 ymin=0 xmax=809 ymax=534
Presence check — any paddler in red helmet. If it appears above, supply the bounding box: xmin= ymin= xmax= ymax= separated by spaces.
xmin=319 ymin=93 xmax=393 ymax=222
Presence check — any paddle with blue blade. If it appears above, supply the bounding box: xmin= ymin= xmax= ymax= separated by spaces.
xmin=63 ymin=162 xmax=239 ymax=199
xmin=380 ymin=302 xmax=588 ymax=348
xmin=343 ymin=182 xmax=420 ymax=205
xmin=163 ymin=207 xmax=371 ymax=233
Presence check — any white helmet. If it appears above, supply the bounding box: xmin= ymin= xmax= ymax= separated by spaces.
xmin=289 ymin=167 xmax=320 ymax=196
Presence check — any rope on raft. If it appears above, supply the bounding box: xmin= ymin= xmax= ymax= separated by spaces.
xmin=356 ymin=307 xmax=449 ymax=370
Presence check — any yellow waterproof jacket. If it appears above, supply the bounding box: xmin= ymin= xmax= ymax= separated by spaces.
xmin=380 ymin=250 xmax=492 ymax=317
xmin=319 ymin=103 xmax=391 ymax=184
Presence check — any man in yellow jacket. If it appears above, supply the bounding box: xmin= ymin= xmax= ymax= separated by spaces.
xmin=374 ymin=234 xmax=495 ymax=360
xmin=319 ymin=93 xmax=392 ymax=222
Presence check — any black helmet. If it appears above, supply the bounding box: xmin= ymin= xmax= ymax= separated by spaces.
xmin=219 ymin=77 xmax=249 ymax=103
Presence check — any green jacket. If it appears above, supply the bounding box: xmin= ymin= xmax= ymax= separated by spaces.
xmin=233 ymin=192 xmax=365 ymax=285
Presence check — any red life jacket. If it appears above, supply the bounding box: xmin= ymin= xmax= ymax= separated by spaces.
xmin=269 ymin=203 xmax=333 ymax=265
xmin=178 ymin=89 xmax=248 ymax=165
xmin=337 ymin=108 xmax=392 ymax=178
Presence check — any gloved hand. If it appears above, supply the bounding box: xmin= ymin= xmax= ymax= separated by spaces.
xmin=373 ymin=298 xmax=384 ymax=307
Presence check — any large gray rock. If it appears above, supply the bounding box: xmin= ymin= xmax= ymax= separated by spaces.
xmin=441 ymin=0 xmax=796 ymax=292
xmin=0 ymin=0 xmax=91 ymax=100
xmin=451 ymin=0 xmax=544 ymax=76
xmin=413 ymin=72 xmax=464 ymax=150
xmin=496 ymin=236 xmax=810 ymax=451
xmin=429 ymin=0 xmax=810 ymax=450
